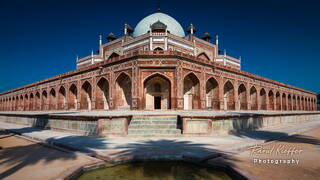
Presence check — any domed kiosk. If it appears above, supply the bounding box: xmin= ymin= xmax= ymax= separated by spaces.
xmin=133 ymin=12 xmax=185 ymax=37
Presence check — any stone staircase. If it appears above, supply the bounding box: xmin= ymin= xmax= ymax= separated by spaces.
xmin=128 ymin=115 xmax=181 ymax=137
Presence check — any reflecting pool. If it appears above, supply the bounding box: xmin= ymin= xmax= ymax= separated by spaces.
xmin=77 ymin=161 xmax=232 ymax=180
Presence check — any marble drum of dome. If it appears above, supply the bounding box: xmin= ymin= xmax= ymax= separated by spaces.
xmin=133 ymin=12 xmax=185 ymax=37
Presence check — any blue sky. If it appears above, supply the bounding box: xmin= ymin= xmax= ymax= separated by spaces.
xmin=0 ymin=0 xmax=319 ymax=93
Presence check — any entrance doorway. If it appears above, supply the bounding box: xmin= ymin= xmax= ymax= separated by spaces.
xmin=144 ymin=74 xmax=171 ymax=110
xmin=154 ymin=96 xmax=161 ymax=109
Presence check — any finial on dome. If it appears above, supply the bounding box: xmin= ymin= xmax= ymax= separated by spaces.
xmin=156 ymin=1 xmax=160 ymax=12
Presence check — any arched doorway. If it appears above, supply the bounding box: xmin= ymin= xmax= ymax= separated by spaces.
xmin=297 ymin=96 xmax=301 ymax=110
xmin=238 ymin=84 xmax=247 ymax=110
xmin=115 ymin=73 xmax=132 ymax=109
xmin=68 ymin=84 xmax=78 ymax=110
xmin=49 ymin=88 xmax=56 ymax=110
xmin=224 ymin=81 xmax=235 ymax=110
xmin=268 ymin=90 xmax=274 ymax=110
xmin=58 ymin=86 xmax=66 ymax=110
xmin=183 ymin=73 xmax=200 ymax=110
xmin=260 ymin=88 xmax=267 ymax=110
xmin=96 ymin=78 xmax=110 ymax=110
xmin=144 ymin=74 xmax=171 ymax=110
xmin=282 ymin=93 xmax=287 ymax=110
xmin=81 ymin=81 xmax=92 ymax=110
xmin=250 ymin=86 xmax=258 ymax=110
xmin=206 ymin=77 xmax=219 ymax=110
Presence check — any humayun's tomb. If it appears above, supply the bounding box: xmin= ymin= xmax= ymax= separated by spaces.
xmin=0 ymin=11 xmax=317 ymax=112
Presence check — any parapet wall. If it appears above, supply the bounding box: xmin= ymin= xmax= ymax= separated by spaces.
xmin=181 ymin=113 xmax=320 ymax=136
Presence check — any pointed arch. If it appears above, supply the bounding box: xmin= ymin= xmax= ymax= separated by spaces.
xmin=81 ymin=81 xmax=92 ymax=110
xmin=96 ymin=77 xmax=110 ymax=110
xmin=282 ymin=93 xmax=287 ymax=110
xmin=153 ymin=47 xmax=164 ymax=51
xmin=41 ymin=90 xmax=48 ymax=110
xmin=19 ymin=95 xmax=24 ymax=111
xmin=49 ymin=88 xmax=56 ymax=110
xmin=24 ymin=94 xmax=29 ymax=111
xmin=197 ymin=52 xmax=210 ymax=61
xmin=260 ymin=88 xmax=267 ymax=110
xmin=108 ymin=52 xmax=120 ymax=59
xmin=35 ymin=92 xmax=40 ymax=110
xmin=115 ymin=73 xmax=132 ymax=109
xmin=292 ymin=95 xmax=296 ymax=110
xmin=206 ymin=77 xmax=219 ymax=110
xmin=268 ymin=90 xmax=275 ymax=110
xmin=288 ymin=94 xmax=292 ymax=110
xmin=297 ymin=96 xmax=301 ymax=110
xmin=68 ymin=84 xmax=78 ymax=110
xmin=183 ymin=73 xmax=201 ymax=110
xmin=144 ymin=73 xmax=171 ymax=110
xmin=250 ymin=86 xmax=258 ymax=110
xmin=238 ymin=84 xmax=247 ymax=110
xmin=29 ymin=93 xmax=34 ymax=111
xmin=58 ymin=86 xmax=66 ymax=110
xmin=224 ymin=80 xmax=235 ymax=110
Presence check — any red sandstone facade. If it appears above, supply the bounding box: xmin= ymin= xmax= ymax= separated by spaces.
xmin=0 ymin=12 xmax=317 ymax=112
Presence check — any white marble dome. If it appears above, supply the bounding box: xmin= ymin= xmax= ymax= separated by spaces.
xmin=133 ymin=12 xmax=185 ymax=37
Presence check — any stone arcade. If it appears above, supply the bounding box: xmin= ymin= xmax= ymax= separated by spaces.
xmin=0 ymin=11 xmax=317 ymax=112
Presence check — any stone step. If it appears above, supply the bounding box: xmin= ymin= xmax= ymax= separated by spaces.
xmin=129 ymin=124 xmax=177 ymax=129
xmin=128 ymin=134 xmax=182 ymax=137
xmin=128 ymin=129 xmax=181 ymax=135
xmin=131 ymin=116 xmax=177 ymax=121
xmin=129 ymin=120 xmax=177 ymax=125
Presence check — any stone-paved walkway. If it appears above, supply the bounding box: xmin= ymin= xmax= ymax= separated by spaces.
xmin=0 ymin=119 xmax=320 ymax=179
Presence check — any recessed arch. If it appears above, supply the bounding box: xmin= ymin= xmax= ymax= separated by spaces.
xmin=288 ymin=94 xmax=292 ymax=111
xmin=81 ymin=81 xmax=92 ymax=110
xmin=58 ymin=86 xmax=66 ymax=110
xmin=260 ymin=88 xmax=267 ymax=110
xmin=268 ymin=90 xmax=275 ymax=110
xmin=41 ymin=90 xmax=48 ymax=110
xmin=108 ymin=52 xmax=120 ymax=59
xmin=282 ymin=93 xmax=287 ymax=110
xmin=35 ymin=92 xmax=40 ymax=110
xmin=206 ymin=77 xmax=219 ymax=110
xmin=144 ymin=73 xmax=171 ymax=110
xmin=20 ymin=95 xmax=24 ymax=111
xmin=24 ymin=94 xmax=29 ymax=111
xmin=96 ymin=77 xmax=110 ymax=110
xmin=197 ymin=52 xmax=210 ymax=61
xmin=183 ymin=73 xmax=201 ymax=110
xmin=224 ymin=80 xmax=235 ymax=110
xmin=297 ymin=96 xmax=301 ymax=110
xmin=153 ymin=47 xmax=164 ymax=51
xmin=115 ymin=73 xmax=132 ymax=109
xmin=68 ymin=84 xmax=78 ymax=110
xmin=250 ymin=86 xmax=258 ymax=110
xmin=49 ymin=88 xmax=56 ymax=110
xmin=292 ymin=95 xmax=296 ymax=110
xmin=238 ymin=84 xmax=247 ymax=110
xmin=29 ymin=93 xmax=34 ymax=111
